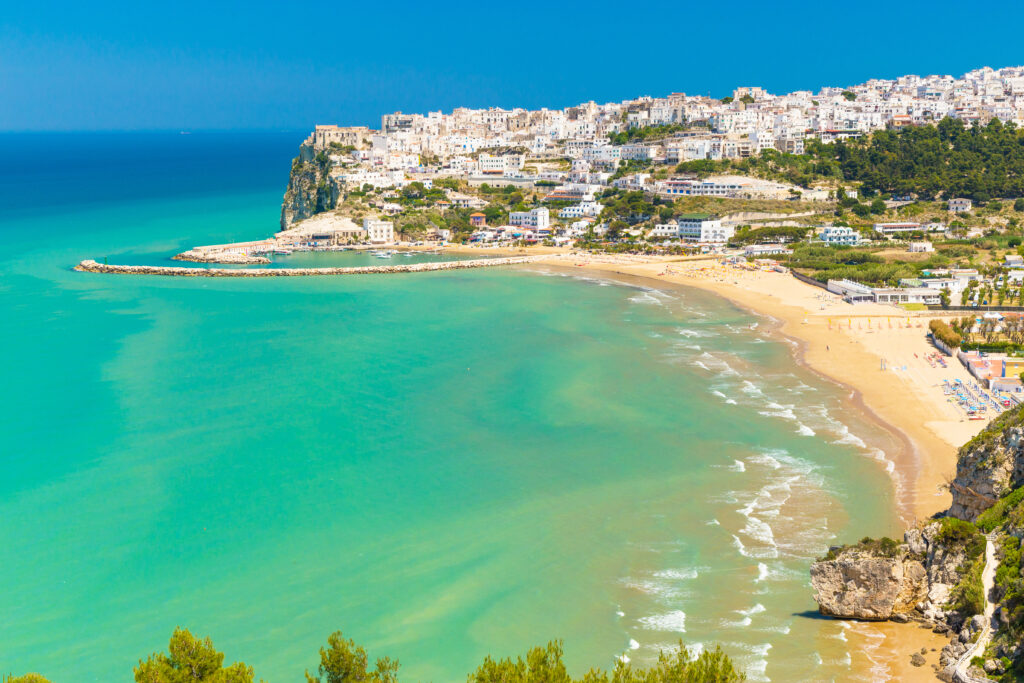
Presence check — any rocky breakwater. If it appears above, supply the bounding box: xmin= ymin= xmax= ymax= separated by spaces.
xmin=810 ymin=405 xmax=1024 ymax=680
xmin=74 ymin=256 xmax=540 ymax=277
xmin=173 ymin=250 xmax=271 ymax=265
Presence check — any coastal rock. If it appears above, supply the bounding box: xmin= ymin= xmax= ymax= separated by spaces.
xmin=948 ymin=421 xmax=1024 ymax=521
xmin=921 ymin=522 xmax=965 ymax=607
xmin=280 ymin=144 xmax=338 ymax=230
xmin=911 ymin=652 xmax=927 ymax=667
xmin=810 ymin=546 xmax=927 ymax=620
xmin=905 ymin=527 xmax=928 ymax=555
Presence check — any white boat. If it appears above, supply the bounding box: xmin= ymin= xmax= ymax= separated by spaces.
xmin=274 ymin=248 xmax=293 ymax=255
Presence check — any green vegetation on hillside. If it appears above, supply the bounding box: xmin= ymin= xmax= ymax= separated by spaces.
xmin=10 ymin=629 xmax=745 ymax=683
xmin=781 ymin=243 xmax=952 ymax=286
xmin=810 ymin=118 xmax=1024 ymax=200
xmin=608 ymin=124 xmax=685 ymax=145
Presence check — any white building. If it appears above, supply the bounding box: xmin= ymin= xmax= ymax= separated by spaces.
xmin=558 ymin=201 xmax=602 ymax=219
xmin=948 ymin=198 xmax=973 ymax=212
xmin=363 ymin=218 xmax=395 ymax=244
xmin=509 ymin=207 xmax=550 ymax=231
xmin=658 ymin=178 xmax=744 ymax=198
xmin=820 ymin=226 xmax=862 ymax=246
xmin=652 ymin=214 xmax=732 ymax=243
xmin=908 ymin=241 xmax=934 ymax=252
xmin=478 ymin=153 xmax=525 ymax=175
xmin=873 ymin=221 xmax=923 ymax=237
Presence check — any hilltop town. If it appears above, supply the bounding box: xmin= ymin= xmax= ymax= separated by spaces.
xmin=271 ymin=64 xmax=1024 ymax=255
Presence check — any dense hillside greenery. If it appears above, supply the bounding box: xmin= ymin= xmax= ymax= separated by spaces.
xmin=809 ymin=118 xmax=1024 ymax=200
xmin=6 ymin=629 xmax=744 ymax=683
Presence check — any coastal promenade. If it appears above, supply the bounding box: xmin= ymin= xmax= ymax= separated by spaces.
xmin=73 ymin=256 xmax=540 ymax=277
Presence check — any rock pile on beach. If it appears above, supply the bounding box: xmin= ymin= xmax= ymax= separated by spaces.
xmin=74 ymin=256 xmax=539 ymax=277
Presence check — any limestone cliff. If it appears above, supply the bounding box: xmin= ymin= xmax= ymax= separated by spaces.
xmin=948 ymin=411 xmax=1024 ymax=522
xmin=809 ymin=403 xmax=1024 ymax=679
xmin=810 ymin=542 xmax=927 ymax=620
xmin=280 ymin=143 xmax=339 ymax=230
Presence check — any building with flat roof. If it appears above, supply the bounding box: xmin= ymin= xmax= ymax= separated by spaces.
xmin=820 ymin=226 xmax=862 ymax=246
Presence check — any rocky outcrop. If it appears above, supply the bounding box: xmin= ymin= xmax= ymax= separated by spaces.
xmin=948 ymin=419 xmax=1024 ymax=521
xmin=810 ymin=521 xmax=978 ymax=623
xmin=73 ymin=257 xmax=540 ymax=277
xmin=280 ymin=144 xmax=338 ymax=230
xmin=810 ymin=545 xmax=927 ymax=620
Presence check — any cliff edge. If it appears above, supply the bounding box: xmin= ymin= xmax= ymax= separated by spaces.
xmin=280 ymin=143 xmax=339 ymax=230
xmin=810 ymin=404 xmax=1024 ymax=680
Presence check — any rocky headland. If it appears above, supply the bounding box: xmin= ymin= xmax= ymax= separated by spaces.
xmin=811 ymin=407 xmax=1024 ymax=681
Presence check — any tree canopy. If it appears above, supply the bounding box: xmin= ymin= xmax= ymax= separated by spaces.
xmin=21 ymin=629 xmax=743 ymax=683
xmin=134 ymin=628 xmax=255 ymax=683
xmin=809 ymin=118 xmax=1024 ymax=200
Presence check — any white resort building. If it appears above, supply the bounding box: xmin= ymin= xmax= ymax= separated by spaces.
xmin=651 ymin=214 xmax=732 ymax=243
xmin=363 ymin=218 xmax=395 ymax=244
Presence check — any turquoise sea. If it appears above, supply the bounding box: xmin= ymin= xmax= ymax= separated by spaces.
xmin=2 ymin=133 xmax=902 ymax=681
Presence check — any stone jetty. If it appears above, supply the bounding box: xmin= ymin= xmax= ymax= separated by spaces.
xmin=172 ymin=250 xmax=271 ymax=265
xmin=74 ymin=256 xmax=541 ymax=277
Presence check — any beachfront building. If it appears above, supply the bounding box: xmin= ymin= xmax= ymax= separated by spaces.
xmin=820 ymin=226 xmax=862 ymax=246
xmin=363 ymin=218 xmax=395 ymax=244
xmin=651 ymin=214 xmax=732 ymax=243
xmin=827 ymin=279 xmax=875 ymax=303
xmin=871 ymin=287 xmax=942 ymax=305
xmin=470 ymin=212 xmax=487 ymax=227
xmin=827 ymin=278 xmax=940 ymax=305
xmin=744 ymin=244 xmax=792 ymax=258
xmin=908 ymin=241 xmax=934 ymax=252
xmin=948 ymin=198 xmax=973 ymax=212
xmin=509 ymin=207 xmax=550 ymax=231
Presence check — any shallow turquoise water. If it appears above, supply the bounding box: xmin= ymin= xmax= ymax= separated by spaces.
xmin=1 ymin=134 xmax=901 ymax=681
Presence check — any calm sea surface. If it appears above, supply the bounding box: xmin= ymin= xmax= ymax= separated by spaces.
xmin=1 ymin=133 xmax=902 ymax=681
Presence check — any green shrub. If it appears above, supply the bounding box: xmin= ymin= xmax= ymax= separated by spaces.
xmin=976 ymin=487 xmax=1024 ymax=532
xmin=929 ymin=319 xmax=962 ymax=348
xmin=950 ymin=553 xmax=986 ymax=615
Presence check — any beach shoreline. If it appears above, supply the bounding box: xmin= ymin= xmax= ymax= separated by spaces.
xmin=517 ymin=254 xmax=987 ymax=682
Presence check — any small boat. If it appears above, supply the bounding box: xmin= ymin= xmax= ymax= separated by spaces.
xmin=274 ymin=248 xmax=293 ymax=255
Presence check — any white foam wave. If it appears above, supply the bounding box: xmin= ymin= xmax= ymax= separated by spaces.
xmin=740 ymin=380 xmax=763 ymax=396
xmin=638 ymin=610 xmax=686 ymax=632
xmin=796 ymin=423 xmax=816 ymax=437
xmin=729 ymin=459 xmax=746 ymax=472
xmin=870 ymin=448 xmax=896 ymax=474
xmin=755 ymin=563 xmax=769 ymax=583
xmin=677 ymin=328 xmax=714 ymax=338
xmin=629 ymin=639 xmax=640 ymax=650
xmin=653 ymin=568 xmax=699 ymax=580
xmin=831 ymin=422 xmax=868 ymax=448
xmin=629 ymin=292 xmax=665 ymax=306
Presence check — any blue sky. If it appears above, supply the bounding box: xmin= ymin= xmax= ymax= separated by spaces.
xmin=2 ymin=0 xmax=1022 ymax=131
